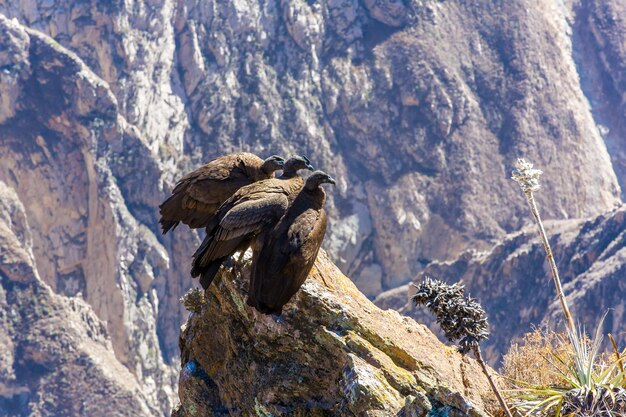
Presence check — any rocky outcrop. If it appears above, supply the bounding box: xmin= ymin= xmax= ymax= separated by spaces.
xmin=381 ymin=205 xmax=626 ymax=365
xmin=0 ymin=181 xmax=161 ymax=416
xmin=174 ymin=251 xmax=498 ymax=417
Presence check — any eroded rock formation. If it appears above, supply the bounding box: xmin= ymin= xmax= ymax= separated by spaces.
xmin=174 ymin=251 xmax=498 ymax=417
xmin=380 ymin=205 xmax=626 ymax=365
xmin=574 ymin=0 xmax=626 ymax=197
xmin=0 ymin=15 xmax=178 ymax=413
xmin=0 ymin=0 xmax=625 ymax=414
xmin=1 ymin=0 xmax=623 ymax=298
xmin=0 ymin=180 xmax=162 ymax=416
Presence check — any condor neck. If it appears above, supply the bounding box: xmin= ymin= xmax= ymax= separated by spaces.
xmin=259 ymin=164 xmax=275 ymax=177
xmin=280 ymin=169 xmax=299 ymax=178
xmin=304 ymin=186 xmax=325 ymax=202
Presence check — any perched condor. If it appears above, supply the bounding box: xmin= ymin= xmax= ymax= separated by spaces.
xmin=190 ymin=156 xmax=314 ymax=289
xmin=159 ymin=153 xmax=285 ymax=234
xmin=248 ymin=170 xmax=335 ymax=315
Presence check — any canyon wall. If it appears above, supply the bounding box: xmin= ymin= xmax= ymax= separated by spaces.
xmin=0 ymin=0 xmax=624 ymax=414
xmin=378 ymin=205 xmax=626 ymax=364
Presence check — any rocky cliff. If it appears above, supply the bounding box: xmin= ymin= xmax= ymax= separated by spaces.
xmin=0 ymin=0 xmax=625 ymax=414
xmin=174 ymin=251 xmax=498 ymax=417
xmin=0 ymin=15 xmax=178 ymax=414
xmin=1 ymin=0 xmax=623 ymax=296
xmin=379 ymin=204 xmax=626 ymax=364
xmin=0 ymin=181 xmax=163 ymax=416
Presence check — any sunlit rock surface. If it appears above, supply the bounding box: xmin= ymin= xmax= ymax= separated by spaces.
xmin=1 ymin=0 xmax=623 ymax=297
xmin=0 ymin=15 xmax=178 ymax=414
xmin=174 ymin=251 xmax=498 ymax=417
xmin=0 ymin=180 xmax=162 ymax=416
xmin=0 ymin=0 xmax=625 ymax=413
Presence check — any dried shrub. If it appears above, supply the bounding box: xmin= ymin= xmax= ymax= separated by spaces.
xmin=502 ymin=328 xmax=570 ymax=388
xmin=503 ymin=323 xmax=626 ymax=416
xmin=413 ymin=277 xmax=513 ymax=417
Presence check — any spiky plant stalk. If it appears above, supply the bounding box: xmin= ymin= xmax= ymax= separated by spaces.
xmin=471 ymin=345 xmax=511 ymax=417
xmin=511 ymin=158 xmax=576 ymax=334
xmin=413 ymin=278 xmax=514 ymax=417
xmin=509 ymin=159 xmax=626 ymax=416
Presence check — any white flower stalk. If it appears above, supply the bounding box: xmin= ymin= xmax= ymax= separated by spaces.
xmin=511 ymin=158 xmax=576 ymax=334
xmin=511 ymin=158 xmax=543 ymax=195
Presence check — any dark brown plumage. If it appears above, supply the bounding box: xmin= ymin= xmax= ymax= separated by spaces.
xmin=190 ymin=156 xmax=314 ymax=289
xmin=159 ymin=153 xmax=285 ymax=234
xmin=247 ymin=170 xmax=335 ymax=315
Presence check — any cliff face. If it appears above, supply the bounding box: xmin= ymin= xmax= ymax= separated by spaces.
xmin=381 ymin=205 xmax=626 ymax=365
xmin=0 ymin=0 xmax=625 ymax=415
xmin=0 ymin=15 xmax=177 ymax=414
xmin=0 ymin=180 xmax=163 ymax=416
xmin=574 ymin=0 xmax=626 ymax=195
xmin=0 ymin=0 xmax=623 ymax=297
xmin=174 ymin=251 xmax=498 ymax=417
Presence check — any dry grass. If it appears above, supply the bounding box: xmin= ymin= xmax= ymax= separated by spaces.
xmin=502 ymin=328 xmax=623 ymax=389
xmin=502 ymin=328 xmax=571 ymax=388
xmin=502 ymin=327 xmax=626 ymax=416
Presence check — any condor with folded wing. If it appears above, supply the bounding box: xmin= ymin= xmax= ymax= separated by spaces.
xmin=159 ymin=153 xmax=285 ymax=234
xmin=190 ymin=156 xmax=314 ymax=289
xmin=248 ymin=170 xmax=335 ymax=315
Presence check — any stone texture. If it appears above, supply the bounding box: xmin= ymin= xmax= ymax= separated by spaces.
xmin=1 ymin=0 xmax=623 ymax=297
xmin=0 ymin=0 xmax=625 ymax=414
xmin=574 ymin=0 xmax=626 ymax=198
xmin=0 ymin=15 xmax=178 ymax=414
xmin=0 ymin=180 xmax=160 ymax=416
xmin=174 ymin=251 xmax=498 ymax=417
xmin=385 ymin=205 xmax=626 ymax=365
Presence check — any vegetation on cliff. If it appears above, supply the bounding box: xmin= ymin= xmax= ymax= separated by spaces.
xmin=503 ymin=160 xmax=626 ymax=416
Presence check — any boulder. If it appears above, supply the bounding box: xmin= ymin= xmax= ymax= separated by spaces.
xmin=174 ymin=251 xmax=498 ymax=416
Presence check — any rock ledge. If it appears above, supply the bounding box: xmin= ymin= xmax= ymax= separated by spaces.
xmin=173 ymin=251 xmax=497 ymax=417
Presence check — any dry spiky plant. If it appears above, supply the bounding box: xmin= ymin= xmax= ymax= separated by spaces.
xmin=413 ymin=278 xmax=489 ymax=354
xmin=507 ymin=320 xmax=626 ymax=417
xmin=413 ymin=277 xmax=513 ymax=417
xmin=561 ymin=387 xmax=626 ymax=417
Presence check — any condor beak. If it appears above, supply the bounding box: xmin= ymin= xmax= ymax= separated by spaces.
xmin=302 ymin=155 xmax=314 ymax=171
xmin=327 ymin=176 xmax=336 ymax=185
